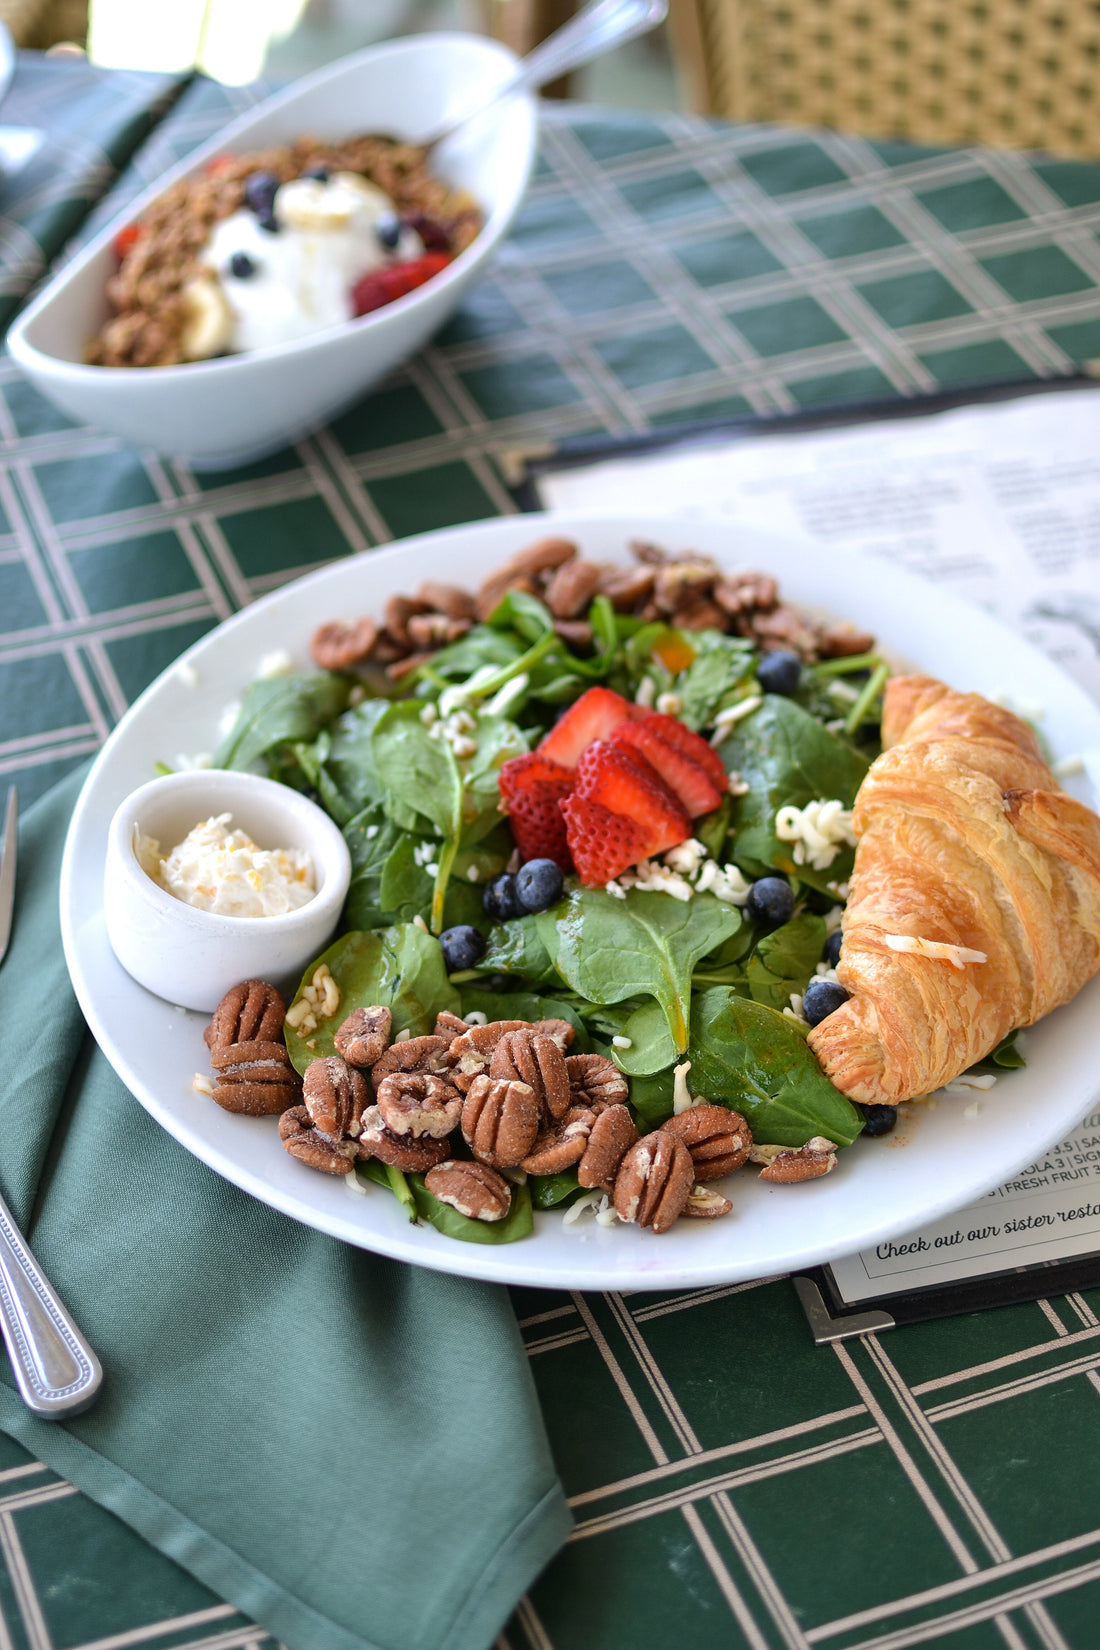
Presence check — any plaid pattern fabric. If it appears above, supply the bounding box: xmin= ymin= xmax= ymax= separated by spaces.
xmin=3 ymin=66 xmax=1100 ymax=1649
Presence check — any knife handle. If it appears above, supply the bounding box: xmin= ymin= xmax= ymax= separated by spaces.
xmin=0 ymin=1191 xmax=102 ymax=1417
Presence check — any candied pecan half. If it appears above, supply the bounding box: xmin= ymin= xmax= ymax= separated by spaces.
xmin=566 ymin=1053 xmax=628 ymax=1112
xmin=204 ymin=979 xmax=286 ymax=1050
xmin=599 ymin=566 xmax=656 ymax=612
xmin=521 ymin=1106 xmax=594 ymax=1175
xmin=384 ymin=594 xmax=431 ymax=649
xmin=461 ymin=1075 xmax=539 ymax=1168
xmin=713 ymin=571 xmax=778 ymax=617
xmin=210 ymin=1041 xmax=300 ymax=1116
xmin=490 ymin=1029 xmax=570 ymax=1121
xmin=750 ymin=607 xmax=818 ymax=658
xmin=449 ymin=1020 xmax=530 ymax=1071
xmin=613 ymin=1133 xmax=694 ymax=1233
xmin=476 ymin=538 xmax=578 ymax=619
xmin=660 ymin=1105 xmax=752 ymax=1181
xmin=815 ymin=621 xmax=875 ymax=659
xmin=758 ymin=1137 xmax=838 ymax=1184
xmin=654 ymin=559 xmax=717 ymax=613
xmin=672 ymin=597 xmax=729 ymax=633
xmin=577 ymin=1103 xmax=638 ymax=1190
xmin=279 ymin=1107 xmax=355 ymax=1175
xmin=534 ymin=1017 xmax=575 ymax=1050
xmin=417 ymin=580 xmax=476 ymax=620
xmin=357 ymin=1106 xmax=451 ymax=1172
xmin=407 ymin=613 xmax=472 ymax=650
xmin=424 ymin=1160 xmax=511 ymax=1223
xmin=376 ymin=1071 xmax=462 ymax=1139
xmin=303 ymin=1056 xmax=370 ymax=1140
xmin=310 ymin=618 xmax=379 ymax=672
xmin=682 ymin=1185 xmax=733 ymax=1218
xmin=545 ymin=559 xmax=602 ymax=620
xmin=370 ymin=1034 xmax=451 ymax=1090
xmin=334 ymin=1005 xmax=392 ymax=1068
xmin=433 ymin=1010 xmax=470 ymax=1040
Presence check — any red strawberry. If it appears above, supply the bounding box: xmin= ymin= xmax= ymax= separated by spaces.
xmin=611 ymin=713 xmax=724 ymax=818
xmin=574 ymin=742 xmax=690 ymax=858
xmin=560 ymin=795 xmax=651 ymax=886
xmin=351 ymin=253 xmax=451 ymax=316
xmin=113 ymin=223 xmax=142 ymax=260
xmin=497 ymin=752 xmax=574 ymax=870
xmin=537 ymin=686 xmax=640 ymax=770
xmin=645 ymin=712 xmax=729 ymax=792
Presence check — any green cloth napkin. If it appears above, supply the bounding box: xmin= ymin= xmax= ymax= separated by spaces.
xmin=0 ymin=770 xmax=571 ymax=1650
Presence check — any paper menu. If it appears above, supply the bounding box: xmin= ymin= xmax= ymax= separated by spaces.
xmin=828 ymin=1106 xmax=1100 ymax=1302
xmin=535 ymin=385 xmax=1100 ymax=705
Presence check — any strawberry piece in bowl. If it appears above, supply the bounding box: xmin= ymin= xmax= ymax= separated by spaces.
xmin=537 ymin=685 xmax=641 ymax=770
xmin=497 ymin=752 xmax=574 ymax=870
xmin=573 ymin=741 xmax=690 ymax=863
xmin=559 ymin=795 xmax=651 ymax=886
xmin=611 ymin=712 xmax=725 ymax=818
xmin=351 ymin=252 xmax=451 ymax=316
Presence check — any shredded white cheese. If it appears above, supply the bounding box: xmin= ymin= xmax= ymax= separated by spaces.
xmin=774 ymin=798 xmax=856 ymax=872
xmin=136 ymin=814 xmax=314 ymax=918
xmin=285 ymin=963 xmax=341 ymax=1035
xmin=881 ymin=934 xmax=987 ymax=970
xmin=709 ymin=696 xmax=762 ymax=744
xmin=656 ymin=691 xmax=682 ymax=717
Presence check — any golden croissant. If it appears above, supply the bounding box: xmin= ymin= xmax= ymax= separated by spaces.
xmin=807 ymin=675 xmax=1100 ymax=1105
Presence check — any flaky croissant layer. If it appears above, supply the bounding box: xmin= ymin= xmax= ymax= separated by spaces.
xmin=807 ymin=676 xmax=1100 ymax=1106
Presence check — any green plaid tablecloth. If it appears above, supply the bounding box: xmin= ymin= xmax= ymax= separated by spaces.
xmin=4 ymin=56 xmax=1100 ymax=1650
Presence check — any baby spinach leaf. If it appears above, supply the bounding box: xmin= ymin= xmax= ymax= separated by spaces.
xmin=320 ymin=699 xmax=390 ymax=818
xmin=529 ymin=1169 xmax=584 ymax=1209
xmin=536 ymin=888 xmax=740 ymax=1056
xmin=742 ymin=912 xmax=827 ymax=1012
xmin=478 ymin=916 xmax=561 ymax=988
xmin=688 ymin=988 xmax=863 ymax=1147
xmin=627 ymin=1068 xmax=676 ymax=1131
xmin=407 ymin=1175 xmax=534 ymax=1244
xmin=968 ymin=1028 xmax=1026 ymax=1074
xmin=423 ymin=626 xmax=525 ymax=682
xmin=674 ymin=633 xmax=756 ymax=731
xmin=342 ymin=806 xmax=405 ymax=930
xmin=487 ymin=589 xmax=554 ymax=642
xmin=214 ymin=672 xmax=351 ymax=772
xmin=718 ymin=696 xmax=869 ymax=889
xmin=284 ymin=924 xmax=459 ymax=1073
xmin=613 ymin=998 xmax=680 ymax=1076
xmin=378 ymin=835 xmax=433 ymax=922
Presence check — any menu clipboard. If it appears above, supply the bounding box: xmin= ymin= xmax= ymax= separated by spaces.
xmin=512 ymin=375 xmax=1100 ymax=1334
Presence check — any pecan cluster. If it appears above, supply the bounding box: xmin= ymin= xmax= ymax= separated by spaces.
xmin=309 ymin=536 xmax=875 ymax=683
xmin=200 ymin=982 xmax=838 ymax=1230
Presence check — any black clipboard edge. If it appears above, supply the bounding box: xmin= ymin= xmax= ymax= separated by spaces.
xmin=510 ymin=371 xmax=1098 ymax=513
xmin=794 ymin=1252 xmax=1100 ymax=1343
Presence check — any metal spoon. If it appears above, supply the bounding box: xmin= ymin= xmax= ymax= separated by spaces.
xmin=417 ymin=0 xmax=670 ymax=149
xmin=0 ymin=1192 xmax=102 ymax=1417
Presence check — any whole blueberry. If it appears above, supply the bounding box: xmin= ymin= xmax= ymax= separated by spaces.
xmin=745 ymin=876 xmax=795 ymax=927
xmin=483 ymin=872 xmax=525 ymax=923
xmin=440 ymin=925 xmax=486 ymax=973
xmin=859 ymin=1103 xmax=898 ymax=1137
xmin=301 ymin=163 xmax=330 ymax=182
xmin=375 ymin=210 xmax=402 ymax=250
xmin=228 ymin=250 xmax=256 ymax=279
xmin=515 ymin=857 xmax=564 ymax=914
xmin=824 ymin=929 xmax=843 ymax=969
xmin=802 ymin=977 xmax=850 ymax=1026
xmin=243 ymin=170 xmax=279 ymax=216
xmin=257 ymin=211 xmax=280 ymax=235
xmin=756 ymin=650 xmax=802 ymax=696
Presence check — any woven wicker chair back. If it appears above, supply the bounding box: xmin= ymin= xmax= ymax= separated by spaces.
xmin=672 ymin=0 xmax=1100 ymax=158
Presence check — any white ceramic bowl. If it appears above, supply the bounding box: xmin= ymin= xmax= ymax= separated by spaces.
xmin=104 ymin=770 xmax=351 ymax=1012
xmin=9 ymin=35 xmax=537 ymax=469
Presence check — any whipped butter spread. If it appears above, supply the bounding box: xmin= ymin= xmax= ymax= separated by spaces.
xmin=197 ymin=172 xmax=423 ymax=355
xmin=136 ymin=813 xmax=315 ymax=917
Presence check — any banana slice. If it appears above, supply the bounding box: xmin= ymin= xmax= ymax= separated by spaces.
xmin=276 ymin=171 xmax=392 ymax=233
xmin=180 ymin=275 xmax=233 ymax=361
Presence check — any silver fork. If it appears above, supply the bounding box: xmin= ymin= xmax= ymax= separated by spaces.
xmin=0 ymin=788 xmax=102 ymax=1416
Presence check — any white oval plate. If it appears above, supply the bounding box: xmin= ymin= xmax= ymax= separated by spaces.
xmin=60 ymin=512 xmax=1100 ymax=1291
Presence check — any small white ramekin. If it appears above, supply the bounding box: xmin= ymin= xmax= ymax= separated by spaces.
xmin=103 ymin=770 xmax=351 ymax=1013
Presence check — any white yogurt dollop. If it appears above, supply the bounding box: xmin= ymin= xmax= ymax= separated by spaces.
xmin=197 ymin=171 xmax=423 ymax=355
xmin=136 ymin=813 xmax=316 ymax=918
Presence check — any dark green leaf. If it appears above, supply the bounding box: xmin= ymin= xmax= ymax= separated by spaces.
xmin=613 ymin=998 xmax=679 ymax=1075
xmin=487 ymin=589 xmax=554 ymax=642
xmin=743 ymin=912 xmax=827 ymax=1011
xmin=529 ymin=1169 xmax=585 ymax=1209
xmin=674 ymin=633 xmax=756 ymax=731
xmin=478 ymin=916 xmax=561 ymax=988
xmin=358 ymin=1160 xmax=417 ymax=1220
xmin=968 ymin=1028 xmax=1026 ymax=1074
xmin=688 ymin=988 xmax=863 ymax=1147
xmin=214 ymin=672 xmax=351 ymax=771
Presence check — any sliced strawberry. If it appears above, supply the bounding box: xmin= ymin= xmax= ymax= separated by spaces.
xmin=498 ymin=752 xmax=574 ymax=870
xmin=574 ymin=741 xmax=690 ymax=858
xmin=351 ymin=252 xmax=451 ymax=316
xmin=643 ymin=711 xmax=729 ymax=793
xmin=560 ymin=795 xmax=651 ymax=886
xmin=113 ymin=223 xmax=142 ymax=260
xmin=537 ymin=685 xmax=640 ymax=770
xmin=611 ymin=713 xmax=724 ymax=818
